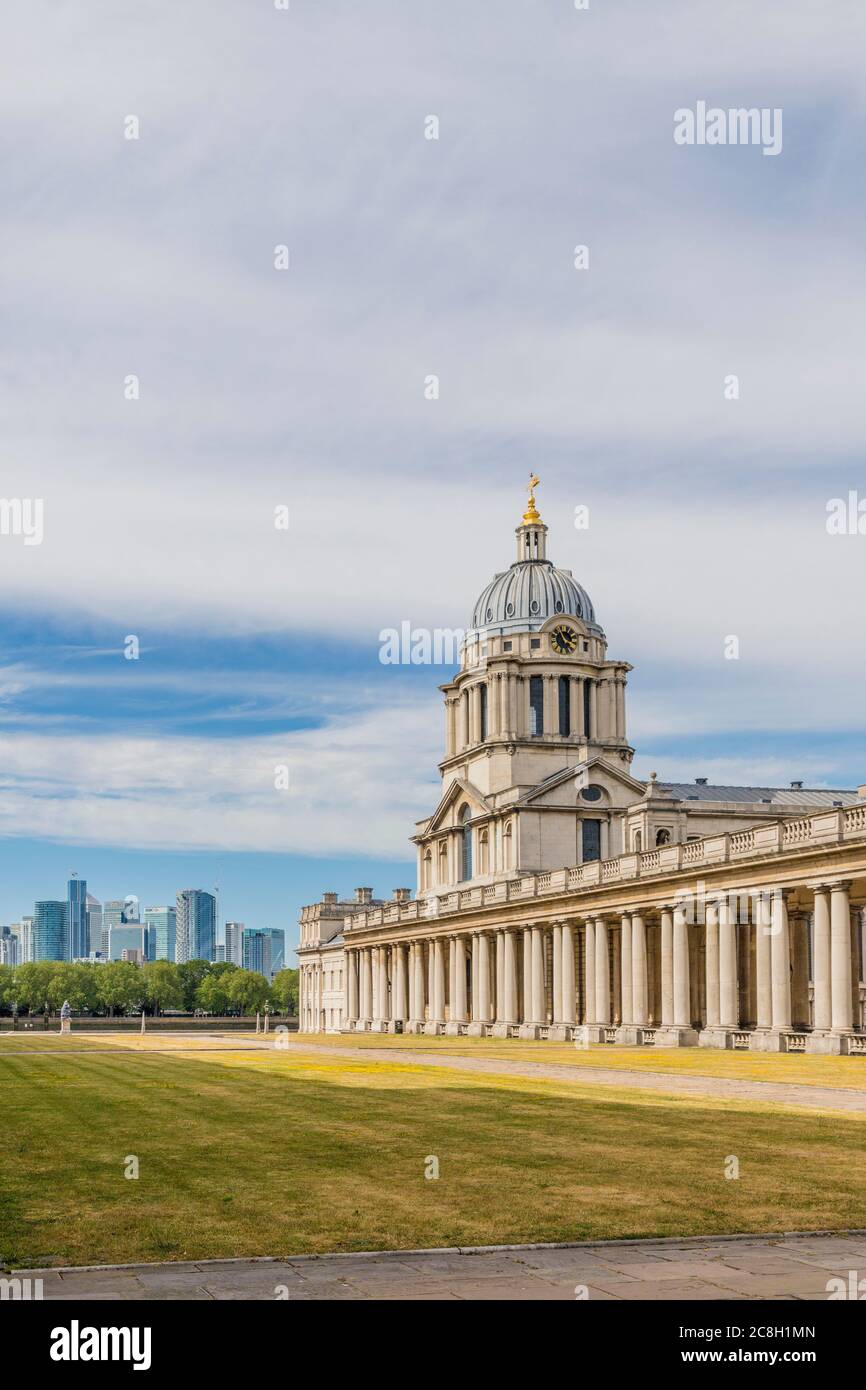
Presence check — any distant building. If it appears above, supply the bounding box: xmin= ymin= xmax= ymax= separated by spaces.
xmin=67 ymin=876 xmax=88 ymax=960
xmin=33 ymin=901 xmax=69 ymax=962
xmin=214 ymin=944 xmax=226 ymax=962
xmin=224 ymin=922 xmax=244 ymax=967
xmin=0 ymin=927 xmax=19 ymax=966
xmin=121 ymin=948 xmax=144 ymax=965
xmin=144 ymin=906 xmax=177 ymax=962
xmin=242 ymin=928 xmax=286 ymax=980
xmin=176 ymin=890 xmax=216 ymax=964
xmin=11 ymin=918 xmax=33 ymax=963
xmin=110 ymin=925 xmax=145 ymax=960
xmin=86 ymin=900 xmax=104 ymax=956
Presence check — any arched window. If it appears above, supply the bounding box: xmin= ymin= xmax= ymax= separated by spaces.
xmin=656 ymin=828 xmax=671 ymax=846
xmin=503 ymin=820 xmax=513 ymax=871
xmin=479 ymin=683 xmax=488 ymax=741
xmin=479 ymin=829 xmax=489 ymax=875
xmin=459 ymin=805 xmax=472 ymax=881
xmin=423 ymin=849 xmax=432 ymax=890
xmin=438 ymin=840 xmax=448 ymax=884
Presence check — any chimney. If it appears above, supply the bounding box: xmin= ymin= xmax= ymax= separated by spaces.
xmin=354 ymin=887 xmax=373 ymax=905
xmin=393 ymin=888 xmax=411 ymax=903
xmin=322 ymin=892 xmax=338 ymax=905
xmin=790 ymin=781 xmax=804 ymax=790
xmin=695 ymin=778 xmax=707 ymax=786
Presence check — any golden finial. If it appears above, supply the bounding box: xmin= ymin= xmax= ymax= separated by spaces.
xmin=522 ymin=472 xmax=542 ymax=524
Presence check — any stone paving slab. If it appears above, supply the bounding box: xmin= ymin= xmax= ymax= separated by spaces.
xmin=13 ymin=1230 xmax=866 ymax=1301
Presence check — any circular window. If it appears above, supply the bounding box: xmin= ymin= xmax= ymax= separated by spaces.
xmin=505 ymin=602 xmax=514 ymax=617
xmin=529 ymin=599 xmax=540 ymax=614
xmin=554 ymin=599 xmax=564 ymax=613
xmin=580 ymin=784 xmax=603 ymax=802
xmin=485 ymin=607 xmax=493 ymax=622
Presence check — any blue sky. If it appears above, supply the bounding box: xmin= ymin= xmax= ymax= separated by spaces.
xmin=1 ymin=1 xmax=865 ymax=947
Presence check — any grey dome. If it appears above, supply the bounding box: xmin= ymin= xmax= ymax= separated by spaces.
xmin=470 ymin=561 xmax=601 ymax=637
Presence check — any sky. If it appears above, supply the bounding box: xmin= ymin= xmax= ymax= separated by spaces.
xmin=1 ymin=1 xmax=865 ymax=948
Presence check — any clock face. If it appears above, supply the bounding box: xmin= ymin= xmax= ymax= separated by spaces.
xmin=551 ymin=624 xmax=578 ymax=655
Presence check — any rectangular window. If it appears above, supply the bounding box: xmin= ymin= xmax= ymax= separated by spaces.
xmin=529 ymin=676 xmax=544 ymax=735
xmin=558 ymin=676 xmax=570 ymax=736
xmin=479 ymin=683 xmax=488 ymax=741
xmin=582 ymin=818 xmax=601 ymax=862
xmin=583 ymin=679 xmax=592 ymax=737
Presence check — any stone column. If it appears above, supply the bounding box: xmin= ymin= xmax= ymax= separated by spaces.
xmin=393 ymin=943 xmax=408 ymax=1023
xmin=552 ymin=924 xmax=563 ymax=1023
xmin=770 ymin=889 xmax=792 ymax=1034
xmin=672 ymin=903 xmax=690 ymax=1028
xmin=632 ymin=914 xmax=648 ymax=1026
xmin=361 ymin=948 xmax=373 ymax=1023
xmin=495 ymin=930 xmax=505 ymax=1022
xmin=620 ymin=913 xmax=632 ymax=1027
xmin=529 ymin=926 xmax=545 ymax=1024
xmin=453 ymin=936 xmax=468 ymax=1023
xmin=830 ymin=882 xmax=853 ymax=1034
xmin=503 ymin=931 xmax=518 ymax=1024
xmin=584 ymin=919 xmax=596 ymax=1024
xmin=704 ymin=901 xmax=720 ymax=1030
xmin=561 ymin=922 xmax=576 ymax=1025
xmin=660 ymin=907 xmax=674 ymax=1026
xmin=754 ymin=892 xmax=772 ymax=1032
xmin=594 ymin=918 xmax=610 ymax=1026
xmin=347 ymin=949 xmax=359 ymax=1024
xmin=719 ymin=896 xmax=738 ymax=1030
xmin=790 ymin=913 xmax=810 ymax=1029
xmin=470 ymin=934 xmax=479 ymax=1020
xmin=378 ymin=946 xmax=391 ymax=1027
xmin=523 ymin=928 xmax=533 ymax=1022
xmin=431 ymin=939 xmax=445 ymax=1024
xmin=812 ymin=886 xmax=831 ymax=1032
xmin=478 ymin=932 xmax=491 ymax=1024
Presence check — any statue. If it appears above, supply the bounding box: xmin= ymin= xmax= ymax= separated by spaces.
xmin=60 ymin=999 xmax=71 ymax=1036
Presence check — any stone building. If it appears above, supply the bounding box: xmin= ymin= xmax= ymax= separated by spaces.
xmin=298 ymin=481 xmax=866 ymax=1052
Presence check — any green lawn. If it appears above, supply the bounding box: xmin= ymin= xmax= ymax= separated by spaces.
xmin=2 ymin=1039 xmax=866 ymax=1269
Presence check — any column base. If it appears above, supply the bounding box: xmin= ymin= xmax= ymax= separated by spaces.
xmin=573 ymin=1024 xmax=607 ymax=1043
xmin=403 ymin=1020 xmax=424 ymax=1034
xmin=369 ymin=1020 xmax=390 ymax=1033
xmin=423 ymin=1020 xmax=445 ymax=1036
xmin=444 ymin=1020 xmax=469 ymax=1036
xmin=547 ymin=1024 xmax=576 ymax=1042
xmin=518 ymin=1023 xmax=545 ymax=1039
xmin=698 ymin=1027 xmax=738 ymax=1049
xmin=491 ymin=1021 xmax=518 ymax=1038
xmin=615 ymin=1025 xmax=643 ymax=1046
xmin=653 ymin=1026 xmax=699 ymax=1048
xmin=466 ymin=1021 xmax=491 ymax=1037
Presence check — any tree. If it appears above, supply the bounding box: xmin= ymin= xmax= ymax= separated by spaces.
xmin=270 ymin=968 xmax=299 ymax=1016
xmin=226 ymin=969 xmax=270 ymax=1016
xmin=96 ymin=960 xmax=142 ymax=1017
xmin=195 ymin=973 xmax=231 ymax=1016
xmin=177 ymin=959 xmax=215 ymax=1011
xmin=11 ymin=962 xmax=55 ymax=1015
xmin=141 ymin=960 xmax=183 ymax=1015
xmin=47 ymin=963 xmax=98 ymax=1014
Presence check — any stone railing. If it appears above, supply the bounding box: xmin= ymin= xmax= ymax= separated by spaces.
xmin=344 ymin=805 xmax=866 ymax=934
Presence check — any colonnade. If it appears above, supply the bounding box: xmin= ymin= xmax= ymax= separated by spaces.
xmin=443 ymin=671 xmax=628 ymax=756
xmin=340 ymin=880 xmax=865 ymax=1053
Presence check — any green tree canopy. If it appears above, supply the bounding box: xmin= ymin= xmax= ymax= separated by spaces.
xmin=270 ymin=968 xmax=299 ymax=1015
xmin=96 ymin=960 xmax=142 ymax=1017
xmin=141 ymin=960 xmax=183 ymax=1014
xmin=226 ymin=969 xmax=270 ymax=1015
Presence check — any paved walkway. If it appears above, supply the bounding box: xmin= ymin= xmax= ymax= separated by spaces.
xmin=286 ymin=1040 xmax=866 ymax=1114
xmin=16 ymin=1231 xmax=866 ymax=1301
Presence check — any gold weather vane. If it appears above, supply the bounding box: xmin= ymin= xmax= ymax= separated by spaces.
xmin=523 ymin=473 xmax=542 ymax=523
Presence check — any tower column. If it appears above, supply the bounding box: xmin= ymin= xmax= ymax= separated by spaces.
xmin=552 ymin=923 xmax=563 ymax=1023
xmin=619 ymin=913 xmax=633 ymax=1027
xmin=594 ymin=918 xmax=609 ymax=1026
xmin=478 ymin=931 xmax=491 ymax=1023
xmin=561 ymin=921 xmax=576 ymax=1024
xmin=453 ymin=935 xmax=468 ymax=1023
xmin=347 ymin=949 xmax=359 ymax=1024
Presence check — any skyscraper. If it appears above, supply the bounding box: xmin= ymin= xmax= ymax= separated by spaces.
xmin=144 ymin=906 xmax=177 ymax=962
xmin=11 ymin=917 xmax=33 ymax=963
xmin=33 ymin=901 xmax=69 ymax=962
xmin=242 ymin=928 xmax=285 ymax=980
xmin=68 ymin=876 xmax=88 ymax=960
xmin=86 ymin=894 xmax=103 ymax=957
xmin=176 ymin=890 xmax=216 ymax=964
xmin=0 ymin=927 xmax=19 ymax=966
xmin=224 ymin=921 xmax=244 ymax=967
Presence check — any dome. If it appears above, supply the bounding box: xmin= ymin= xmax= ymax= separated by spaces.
xmin=470 ymin=561 xmax=601 ymax=636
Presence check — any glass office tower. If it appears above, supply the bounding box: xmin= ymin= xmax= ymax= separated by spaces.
xmin=33 ymin=900 xmax=69 ymax=961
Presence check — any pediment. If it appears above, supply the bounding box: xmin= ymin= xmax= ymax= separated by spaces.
xmin=423 ymin=778 xmax=494 ymax=835
xmin=518 ymin=756 xmax=646 ymax=809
